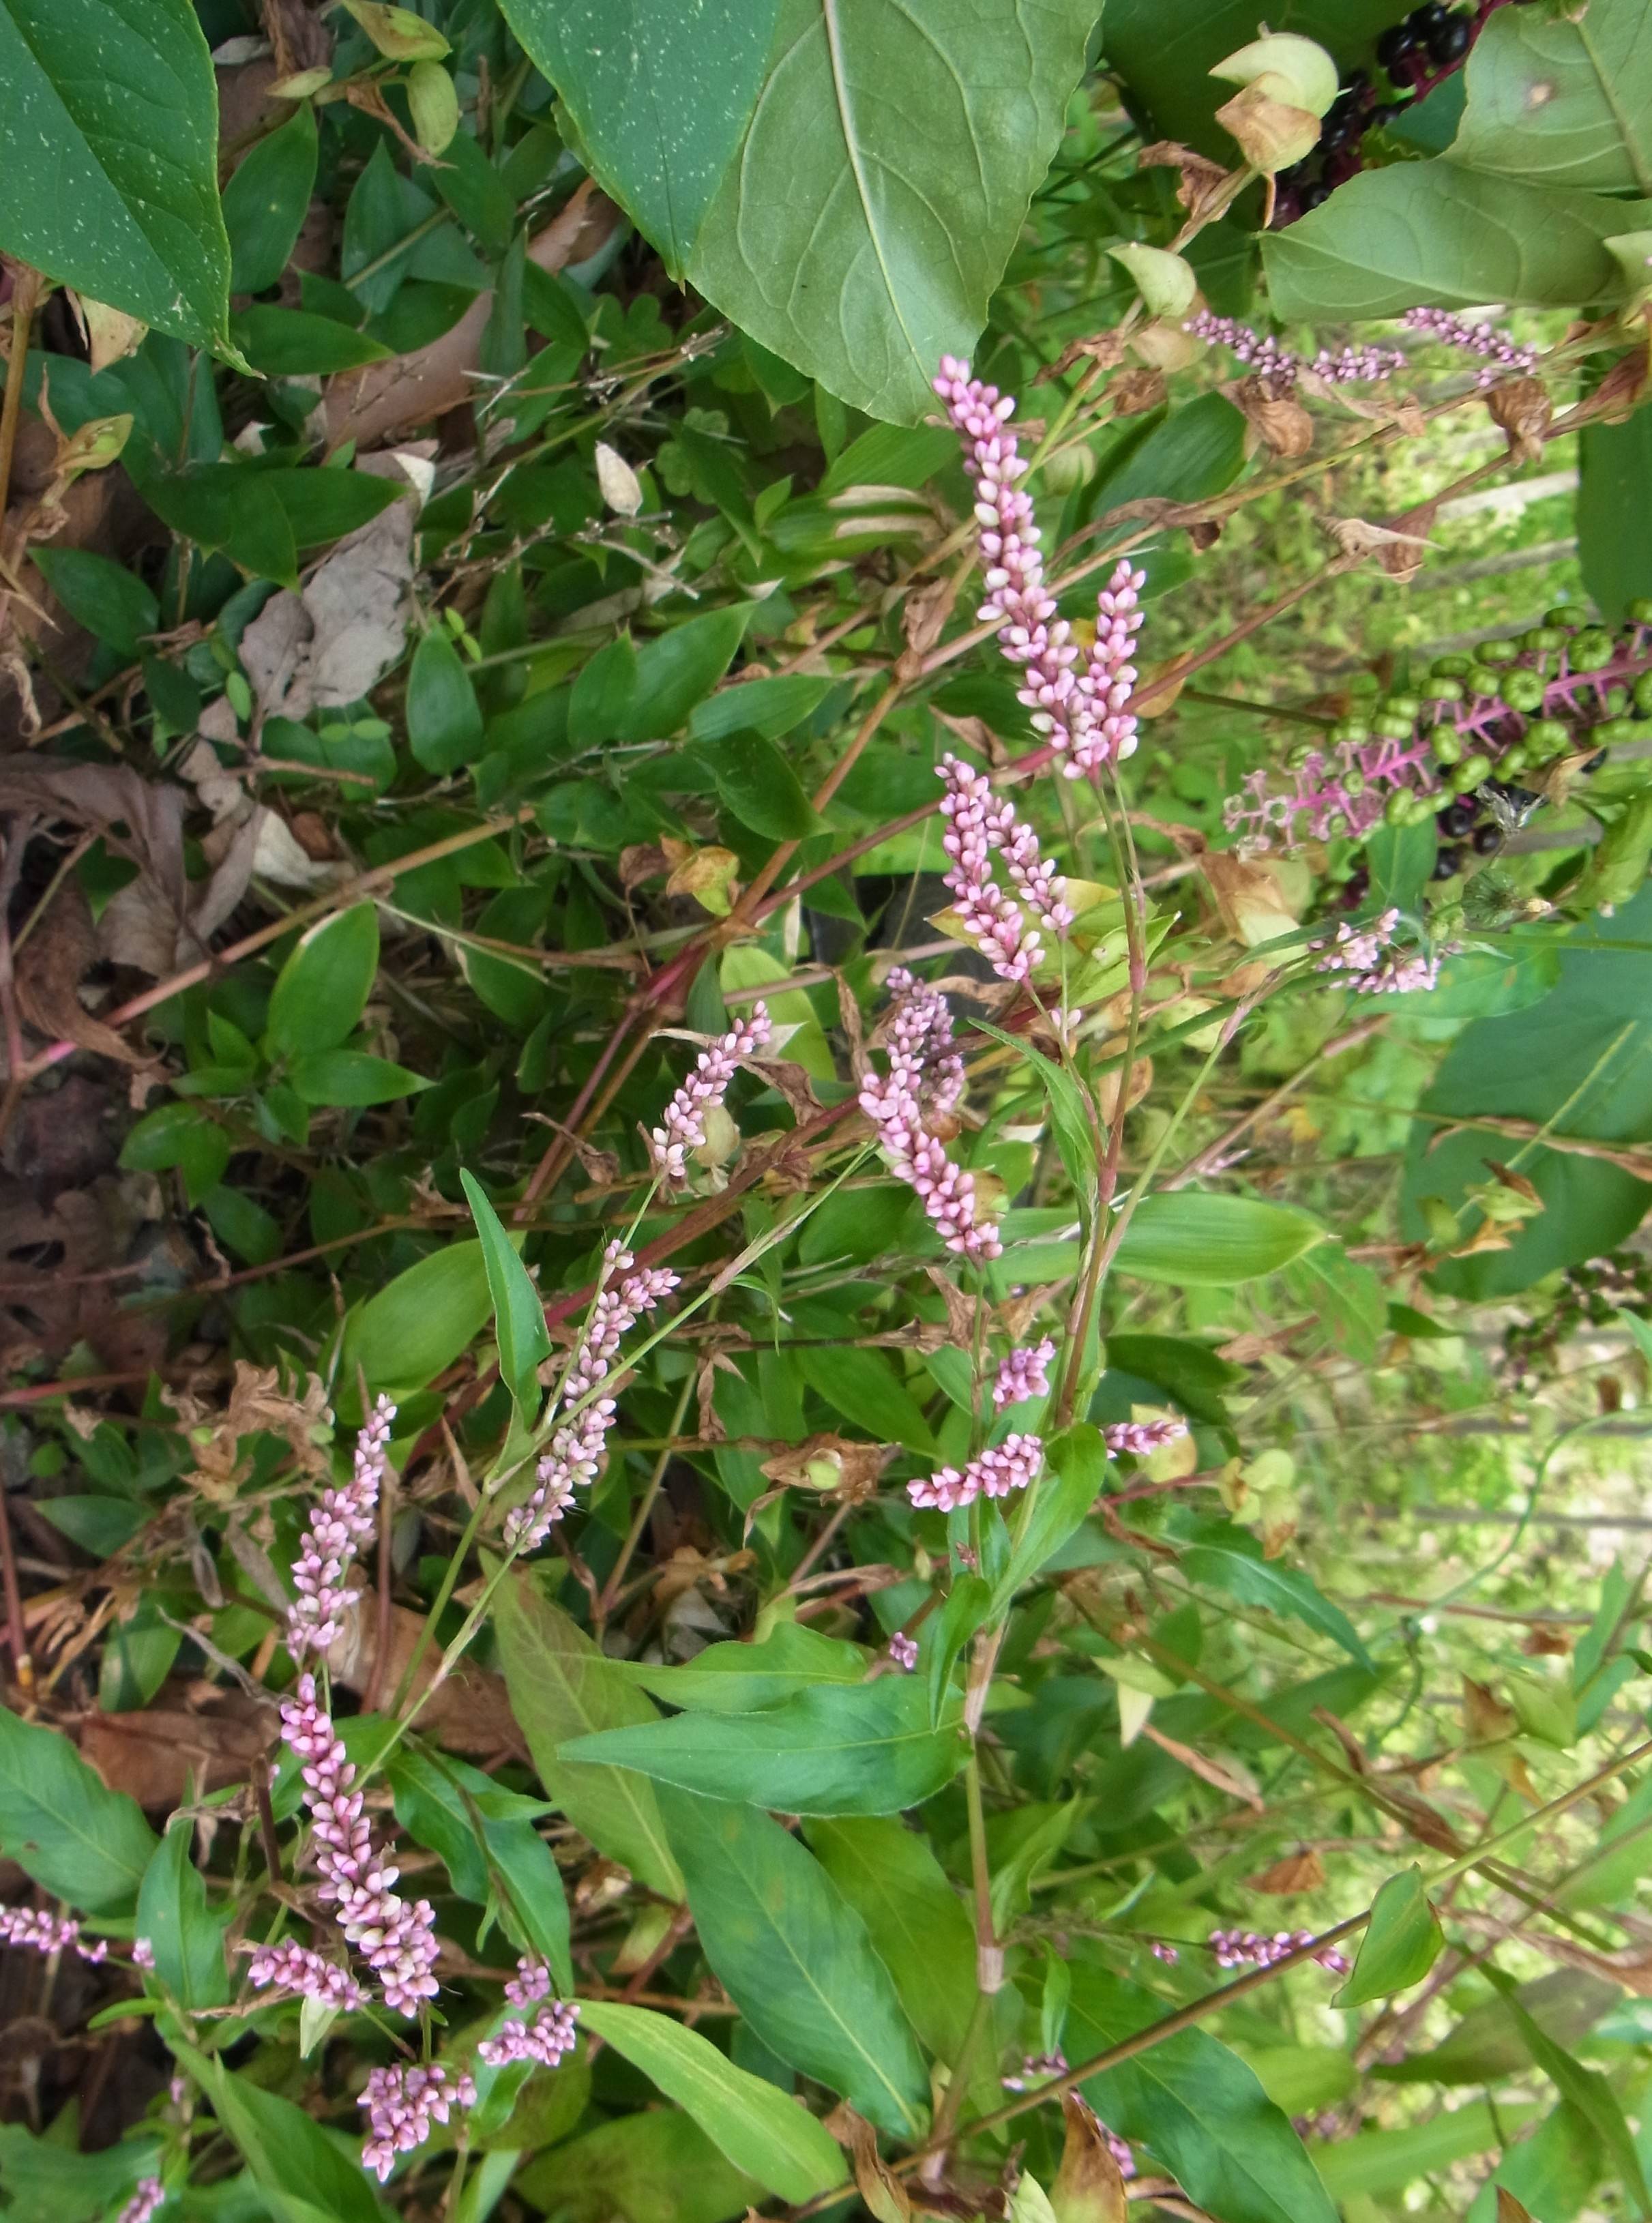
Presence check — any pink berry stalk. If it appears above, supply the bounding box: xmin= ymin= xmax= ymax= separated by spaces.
xmin=909 ymin=1433 xmax=1043 ymax=1514
xmin=934 ymin=357 xmax=1147 ymax=778
xmin=1402 ymin=306 xmax=1536 ymax=385
xmin=0 ymin=1905 xmax=106 ymax=1963
xmin=245 ymin=1939 xmax=366 ymax=2009
xmin=1104 ymin=1417 xmax=1188 ymax=1456
xmin=994 ymin=1338 xmax=1056 ymax=1409
xmin=360 ymin=2063 xmax=476 ymax=2182
xmin=859 ymin=973 xmax=1001 ymax=1262
xmin=288 ymin=1396 xmax=396 ymax=1659
xmin=504 ymin=1241 xmax=680 ymax=1550
xmin=117 ymin=2181 xmax=166 ymax=2223
xmin=649 ymin=1003 xmax=773 ymax=1183
xmin=279 ymin=1675 xmax=440 ymax=2016
xmin=477 ymin=1997 xmax=580 ymax=2071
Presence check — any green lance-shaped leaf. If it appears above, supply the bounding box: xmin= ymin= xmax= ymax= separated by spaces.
xmin=578 ymin=2001 xmax=849 ymax=2203
xmin=659 ymin=1784 xmax=930 ymax=2138
xmin=1179 ymin=1544 xmax=1374 ymax=1672
xmin=0 ymin=0 xmax=232 ymax=349
xmin=1112 ymin=1192 xmax=1325 ymax=1286
xmin=460 ymin=1170 xmax=553 ymax=1419
xmin=174 ymin=2043 xmax=385 ymax=2223
xmin=339 ymin=1239 xmax=497 ymax=1403
xmin=1336 ymin=1868 xmax=1443 ymax=2008
xmin=135 ymin=1820 xmax=231 ymax=2009
xmin=494 ymin=1572 xmax=685 ymax=1899
xmin=266 ymin=904 xmax=381 ymax=1059
xmin=563 ymin=1676 xmax=964 ymax=1815
xmin=0 ymin=1705 xmax=158 ymax=1915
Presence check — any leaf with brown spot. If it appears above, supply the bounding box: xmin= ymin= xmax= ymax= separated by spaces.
xmin=1110 ymin=367 xmax=1166 ymax=418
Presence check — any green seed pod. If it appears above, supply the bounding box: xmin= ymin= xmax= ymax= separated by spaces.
xmin=1571 ymin=628 xmax=1616 ymax=671
xmin=1501 ymin=668 xmax=1545 ymax=713
xmin=1454 ymin=752 xmax=1493 ymax=792
xmin=1431 ymin=727 xmax=1464 ymax=767
xmin=1464 ymin=665 xmax=1502 ymax=699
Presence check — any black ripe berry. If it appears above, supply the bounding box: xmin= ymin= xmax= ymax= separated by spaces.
xmin=1436 ymin=799 xmax=1475 ymax=838
xmin=1471 ymin=823 xmax=1502 ymax=855
xmin=1432 ymin=844 xmax=1464 ymax=879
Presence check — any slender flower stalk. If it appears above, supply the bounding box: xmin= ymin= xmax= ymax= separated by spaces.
xmin=994 ymin=1339 xmax=1056 ymax=1409
xmin=117 ymin=2181 xmax=166 ymax=2223
xmin=279 ymin=1675 xmax=441 ymax=2016
xmin=245 ymin=1939 xmax=366 ymax=2009
xmin=1402 ymin=306 xmax=1537 ymax=385
xmin=0 ymin=1905 xmax=107 ymax=1963
xmin=859 ymin=973 xmax=1001 ymax=1261
xmin=648 ymin=1003 xmax=772 ymax=1183
xmin=359 ymin=2063 xmax=476 ymax=2182
xmin=288 ymin=1396 xmax=396 ymax=1659
xmin=1104 ymin=1417 xmax=1188 ymax=1456
xmin=504 ymin=1241 xmax=680 ymax=1550
xmin=909 ymin=1434 xmax=1043 ymax=1513
xmin=934 ymin=356 xmax=1147 ymax=777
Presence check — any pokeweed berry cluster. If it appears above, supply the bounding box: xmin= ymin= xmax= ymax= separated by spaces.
xmin=1224 ymin=603 xmax=1652 ymax=855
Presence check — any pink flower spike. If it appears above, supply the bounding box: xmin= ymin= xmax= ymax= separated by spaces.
xmin=288 ymin=1395 xmax=396 ymax=1660
xmin=117 ymin=2181 xmax=166 ymax=2223
xmin=909 ymin=1434 xmax=1043 ymax=1513
xmin=1314 ymin=908 xmax=1440 ymax=996
xmin=1402 ymin=306 xmax=1536 ymax=387
xmin=1103 ymin=1417 xmax=1188 ymax=1457
xmin=477 ymin=1997 xmax=580 ymax=2071
xmin=0 ymin=1904 xmax=106 ymax=1964
xmin=994 ymin=1338 xmax=1056 ymax=1410
xmin=1066 ymin=561 xmax=1145 ymax=779
xmin=359 ymin=2063 xmax=476 ymax=2182
xmin=505 ymin=1955 xmax=554 ymax=2005
xmin=245 ymin=1939 xmax=366 ymax=2009
xmin=649 ymin=1003 xmax=773 ymax=1183
xmin=860 ymin=972 xmax=1001 ymax=1263
xmin=887 ymin=1632 xmax=919 ymax=1671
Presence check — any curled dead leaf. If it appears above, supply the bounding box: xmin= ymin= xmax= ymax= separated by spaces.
xmin=1247 ymin=1847 xmax=1327 ymax=1896
xmin=164 ymin=1361 xmax=333 ymax=1503
xmin=1486 ymin=377 xmax=1553 ymax=467
xmin=761 ymin=1432 xmax=891 ymax=1501
xmin=1050 ymin=2093 xmax=1128 ymax=2223
xmin=1110 ymin=366 xmax=1167 ymax=419
xmin=1233 ymin=376 xmax=1313 ymax=458
xmin=1138 ymin=141 xmax=1235 ymax=222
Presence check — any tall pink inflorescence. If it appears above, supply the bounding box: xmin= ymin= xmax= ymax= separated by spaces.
xmin=648 ymin=1003 xmax=773 ymax=1183
xmin=0 ymin=1905 xmax=106 ymax=1964
xmin=1402 ymin=306 xmax=1537 ymax=386
xmin=994 ymin=1339 xmax=1056 ymax=1409
xmin=288 ymin=1394 xmax=396 ymax=1659
xmin=1316 ymin=908 xmax=1439 ymax=995
xmin=245 ymin=1939 xmax=366 ymax=2010
xmin=859 ymin=970 xmax=1001 ymax=1261
xmin=505 ymin=1240 xmax=680 ymax=1550
xmin=1187 ymin=311 xmax=1406 ymax=396
xmin=279 ymin=1676 xmax=440 ymax=2016
xmin=939 ymin=753 xmax=1072 ymax=982
xmin=934 ymin=355 xmax=1146 ymax=778
xmin=909 ymin=1434 xmax=1043 ymax=1514
xmin=1104 ymin=1416 xmax=1188 ymax=1456
xmin=477 ymin=1997 xmax=580 ymax=2071
xmin=360 ymin=2063 xmax=476 ymax=2183
xmin=117 ymin=2181 xmax=166 ymax=2223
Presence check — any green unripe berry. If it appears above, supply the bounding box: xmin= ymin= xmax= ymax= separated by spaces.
xmin=1430 ymin=727 xmax=1464 ymax=766
xmin=1479 ymin=641 xmax=1518 ymax=666
xmin=1384 ymin=788 xmax=1412 ymax=826
xmin=1604 ymin=685 xmax=1629 ymax=717
xmin=1374 ymin=712 xmax=1414 ymax=741
xmin=1431 ymin=655 xmax=1472 ymax=681
xmin=1629 ymin=598 xmax=1652 ymax=624
xmin=1323 ymin=810 xmax=1348 ymax=838
xmin=1430 ymin=678 xmax=1465 ymax=703
xmin=1571 ymin=628 xmax=1615 ymax=671
xmin=1633 ymin=673 xmax=1652 ymax=715
xmin=1593 ymin=717 xmax=1638 ymax=746
xmin=1501 ymin=668 xmax=1545 ymax=713
xmin=1333 ymin=718 xmax=1371 ymax=746
xmin=1544 ymin=606 xmax=1580 ymax=628
xmin=1464 ymin=665 xmax=1501 ymax=698
xmin=1342 ymin=770 xmax=1366 ymax=798
xmin=1525 ymin=718 xmax=1571 ymax=756
xmin=1523 ymin=627 xmax=1567 ymax=653
xmin=1387 ymin=694 xmax=1422 ymax=722
xmin=1454 ymin=752 xmax=1493 ymax=792
xmin=1500 ymin=745 xmax=1531 ymax=775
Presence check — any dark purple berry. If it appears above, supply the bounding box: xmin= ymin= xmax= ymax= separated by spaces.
xmin=1437 ymin=799 xmax=1475 ymax=838
xmin=1377 ymin=24 xmax=1420 ymax=67
xmin=1471 ymin=823 xmax=1502 ymax=855
xmin=1427 ymin=19 xmax=1472 ymax=62
xmin=1583 ymin=748 xmax=1608 ymax=774
xmin=1413 ymin=1 xmax=1449 ymax=29
xmin=1301 ymin=182 xmax=1331 ymax=211
xmin=1432 ymin=844 xmax=1464 ymax=879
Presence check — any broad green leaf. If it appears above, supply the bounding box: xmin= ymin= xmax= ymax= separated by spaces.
xmin=497 ymin=0 xmax=780 ymax=277
xmin=686 ymin=0 xmax=1097 ymax=422
xmin=690 ymin=673 xmax=832 ymax=744
xmin=1065 ymin=1964 xmax=1339 ymax=2223
xmin=0 ymin=0 xmax=231 ymax=348
xmin=1485 ymin=1969 xmax=1651 ymax=2216
xmin=718 ymin=945 xmax=836 ymax=1079
xmin=1580 ymin=413 xmax=1652 ymax=628
xmin=0 ymin=1704 xmax=158 ymax=1913
xmin=286 ymin=1050 xmax=430 ymax=1107
xmin=1239 ymin=2045 xmax=1357 ymax=2117
xmin=119 ymin=1099 xmax=232 ymax=1206
xmin=564 ymin=1677 xmax=963 ymax=1814
xmin=408 ymin=626 xmax=485 ymax=774
xmin=1280 ymin=1246 xmax=1387 ymax=1365
xmin=179 ymin=2045 xmax=384 ymax=2222
xmin=267 ymin=905 xmax=381 ymax=1059
xmin=1336 ymin=1868 xmax=1443 ymax=2007
xmin=513 ymin=2106 xmax=762 ymax=2223
xmin=1402 ymin=883 xmax=1652 ymax=1297
xmin=626 ymin=605 xmax=756 ymax=741
xmin=1363 ymin=819 xmax=1439 ymax=912
xmin=704 ymin=729 xmax=824 ymax=840
xmin=577 ymin=2002 xmax=848 ymax=2202
xmin=1314 ymin=2100 xmax=1542 ymax=2200
xmin=0 ymin=2124 xmax=161 ymax=2223
xmin=493 ymin=1573 xmax=684 ymax=1899
xmin=263 ymin=465 xmax=403 ymax=550
xmin=1375 ymin=1970 xmax=1621 ymax=2085
xmin=796 ymin=1345 xmax=935 ymax=1454
xmin=136 ymin=1820 xmax=231 ymax=2009
xmin=387 ymin=1744 xmax=572 ymax=1990
xmin=1181 ymin=1544 xmax=1374 ymax=1673
xmin=659 ymin=1785 xmax=929 ymax=2136
xmin=805 ymin=1815 xmax=992 ymax=2097
xmin=993 ymin=1422 xmax=1108 ymax=1608
xmin=140 ymin=464 xmax=299 ymax=588
xmin=1113 ymin=1193 xmax=1324 ymax=1286
xmin=619 ymin=1624 xmax=868 ymax=1712
xmin=460 ymin=1169 xmax=553 ymax=1417
xmin=31 ymin=547 xmax=157 ymax=658
xmin=231 ymin=306 xmax=392 ymax=376
xmin=1448 ymin=1 xmax=1652 ymax=194
xmin=224 ymin=103 xmax=319 ymax=295
xmin=1264 ymin=166 xmax=1649 ymax=321
xmin=340 ymin=1239 xmax=496 ymax=1398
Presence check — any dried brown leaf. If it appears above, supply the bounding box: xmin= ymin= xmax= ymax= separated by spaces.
xmin=1233 ymin=376 xmax=1313 ymax=458
xmin=1248 ymin=1847 xmax=1327 ymax=1896
xmin=1110 ymin=366 xmax=1166 ymax=418
xmin=1139 ymin=140 xmax=1235 ymax=220
xmin=1486 ymin=377 xmax=1553 ymax=467
xmin=1050 ymin=2093 xmax=1128 ymax=2223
